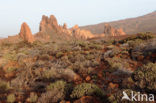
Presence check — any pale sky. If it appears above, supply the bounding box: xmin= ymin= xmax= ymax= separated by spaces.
xmin=0 ymin=0 xmax=156 ymax=37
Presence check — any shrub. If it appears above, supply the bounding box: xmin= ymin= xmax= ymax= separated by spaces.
xmin=86 ymin=54 xmax=95 ymax=60
xmin=38 ymin=80 xmax=71 ymax=103
xmin=29 ymin=92 xmax=38 ymax=103
xmin=56 ymin=52 xmax=64 ymax=58
xmin=3 ymin=51 xmax=17 ymax=61
xmin=70 ymin=83 xmax=105 ymax=99
xmin=7 ymin=94 xmax=16 ymax=103
xmin=43 ymin=68 xmax=78 ymax=82
xmin=104 ymin=47 xmax=120 ymax=58
xmin=136 ymin=32 xmax=154 ymax=40
xmin=5 ymin=67 xmax=17 ymax=73
xmin=1 ymin=41 xmax=12 ymax=48
xmin=0 ymin=80 xmax=10 ymax=92
xmin=78 ymin=41 xmax=88 ymax=48
xmin=91 ymin=60 xmax=100 ymax=67
xmin=46 ymin=80 xmax=67 ymax=91
xmin=132 ymin=63 xmax=156 ymax=92
xmin=39 ymin=54 xmax=50 ymax=61
xmin=89 ymin=43 xmax=102 ymax=50
xmin=119 ymin=32 xmax=154 ymax=44
xmin=108 ymin=89 xmax=137 ymax=103
xmin=106 ymin=57 xmax=123 ymax=73
xmin=127 ymin=39 xmax=144 ymax=48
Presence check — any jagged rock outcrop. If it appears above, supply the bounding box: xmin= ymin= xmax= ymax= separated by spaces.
xmin=104 ymin=24 xmax=125 ymax=36
xmin=39 ymin=15 xmax=61 ymax=33
xmin=37 ymin=15 xmax=95 ymax=40
xmin=63 ymin=23 xmax=67 ymax=29
xmin=71 ymin=25 xmax=94 ymax=39
xmin=19 ymin=22 xmax=35 ymax=43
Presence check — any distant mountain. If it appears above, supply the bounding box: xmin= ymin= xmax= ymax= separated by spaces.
xmin=80 ymin=11 xmax=156 ymax=34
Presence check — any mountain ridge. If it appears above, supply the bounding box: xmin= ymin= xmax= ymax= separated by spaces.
xmin=80 ymin=11 xmax=156 ymax=34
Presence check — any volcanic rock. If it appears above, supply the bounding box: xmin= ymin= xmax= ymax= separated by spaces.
xmin=37 ymin=15 xmax=95 ymax=40
xmin=39 ymin=15 xmax=61 ymax=32
xmin=19 ymin=22 xmax=35 ymax=43
xmin=63 ymin=23 xmax=67 ymax=29
xmin=71 ymin=25 xmax=94 ymax=39
xmin=104 ymin=24 xmax=125 ymax=36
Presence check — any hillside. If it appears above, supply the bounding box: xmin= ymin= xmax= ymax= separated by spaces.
xmin=80 ymin=11 xmax=156 ymax=34
xmin=0 ymin=32 xmax=156 ymax=102
xmin=0 ymin=12 xmax=156 ymax=102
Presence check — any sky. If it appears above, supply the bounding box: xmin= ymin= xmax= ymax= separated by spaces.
xmin=0 ymin=0 xmax=156 ymax=37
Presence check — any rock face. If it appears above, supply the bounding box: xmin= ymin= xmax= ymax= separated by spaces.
xmin=71 ymin=25 xmax=94 ymax=39
xmin=104 ymin=24 xmax=125 ymax=36
xmin=39 ymin=15 xmax=61 ymax=33
xmin=19 ymin=22 xmax=35 ymax=43
xmin=36 ymin=15 xmax=126 ymax=42
xmin=63 ymin=23 xmax=67 ymax=29
xmin=37 ymin=15 xmax=95 ymax=40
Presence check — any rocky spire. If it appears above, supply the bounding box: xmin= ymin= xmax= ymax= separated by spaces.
xmin=39 ymin=15 xmax=60 ymax=32
xmin=19 ymin=22 xmax=35 ymax=43
xmin=63 ymin=23 xmax=67 ymax=29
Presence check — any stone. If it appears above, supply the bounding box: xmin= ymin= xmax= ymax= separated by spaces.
xmin=19 ymin=22 xmax=35 ymax=43
xmin=63 ymin=23 xmax=67 ymax=29
xmin=39 ymin=15 xmax=60 ymax=32
xmin=104 ymin=24 xmax=125 ymax=36
xmin=71 ymin=25 xmax=94 ymax=39
xmin=85 ymin=76 xmax=91 ymax=81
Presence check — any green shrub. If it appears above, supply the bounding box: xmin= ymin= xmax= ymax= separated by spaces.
xmin=132 ymin=63 xmax=156 ymax=92
xmin=91 ymin=60 xmax=100 ymax=67
xmin=38 ymin=80 xmax=72 ymax=103
xmin=108 ymin=89 xmax=137 ymax=103
xmin=0 ymin=80 xmax=10 ymax=92
xmin=86 ymin=54 xmax=95 ymax=60
xmin=39 ymin=54 xmax=50 ymax=60
xmin=42 ymin=70 xmax=54 ymax=79
xmin=46 ymin=80 xmax=67 ymax=91
xmin=106 ymin=57 xmax=123 ymax=73
xmin=78 ymin=41 xmax=88 ymax=48
xmin=70 ymin=83 xmax=105 ymax=99
xmin=29 ymin=92 xmax=38 ymax=103
xmin=56 ymin=52 xmax=64 ymax=58
xmin=127 ymin=39 xmax=144 ymax=48
xmin=119 ymin=32 xmax=154 ymax=44
xmin=89 ymin=43 xmax=102 ymax=50
xmin=5 ymin=67 xmax=17 ymax=73
xmin=136 ymin=32 xmax=154 ymax=40
xmin=7 ymin=94 xmax=16 ymax=103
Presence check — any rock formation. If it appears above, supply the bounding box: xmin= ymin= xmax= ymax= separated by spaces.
xmin=39 ymin=15 xmax=61 ymax=33
xmin=19 ymin=22 xmax=35 ymax=43
xmin=104 ymin=24 xmax=125 ymax=36
xmin=63 ymin=23 xmax=67 ymax=29
xmin=37 ymin=15 xmax=95 ymax=40
xmin=71 ymin=25 xmax=94 ymax=39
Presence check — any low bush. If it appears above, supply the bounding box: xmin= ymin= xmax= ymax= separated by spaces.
xmin=70 ymin=83 xmax=105 ymax=99
xmin=0 ymin=80 xmax=10 ymax=92
xmin=132 ymin=63 xmax=156 ymax=92
xmin=108 ymin=89 xmax=137 ymax=103
xmin=7 ymin=94 xmax=16 ymax=103
xmin=38 ymin=80 xmax=72 ymax=103
xmin=29 ymin=92 xmax=38 ymax=103
xmin=56 ymin=52 xmax=64 ymax=58
xmin=119 ymin=32 xmax=154 ymax=44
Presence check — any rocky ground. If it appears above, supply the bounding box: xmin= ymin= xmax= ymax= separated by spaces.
xmin=0 ymin=32 xmax=156 ymax=103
